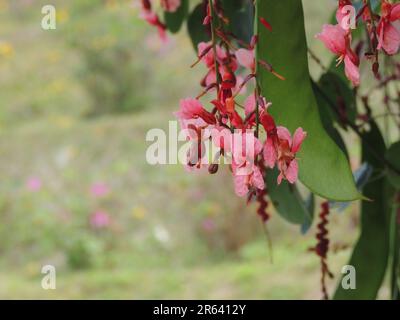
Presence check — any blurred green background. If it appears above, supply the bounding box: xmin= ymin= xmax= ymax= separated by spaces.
xmin=0 ymin=0 xmax=389 ymax=299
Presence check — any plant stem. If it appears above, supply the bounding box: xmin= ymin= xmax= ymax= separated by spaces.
xmin=254 ymin=0 xmax=260 ymax=138
xmin=209 ymin=0 xmax=221 ymax=89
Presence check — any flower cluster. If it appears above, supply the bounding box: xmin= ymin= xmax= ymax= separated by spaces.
xmin=317 ymin=0 xmax=400 ymax=86
xmin=173 ymin=1 xmax=306 ymax=201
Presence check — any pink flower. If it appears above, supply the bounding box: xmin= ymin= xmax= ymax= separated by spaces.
xmin=174 ymin=98 xmax=216 ymax=126
xmin=26 ymin=177 xmax=42 ymax=192
xmin=317 ymin=24 xmax=347 ymax=54
xmin=231 ymin=132 xmax=264 ymax=197
xmin=89 ymin=210 xmax=110 ymax=229
xmin=274 ymin=127 xmax=307 ymax=184
xmin=197 ymin=42 xmax=238 ymax=87
xmin=260 ymin=110 xmax=306 ymax=184
xmin=160 ymin=0 xmax=181 ymax=13
xmin=231 ymin=132 xmax=263 ymax=168
xmin=377 ymin=0 xmax=400 ymax=55
xmin=233 ymin=163 xmax=264 ymax=197
xmin=236 ymin=48 xmax=255 ymax=71
xmin=198 ymin=42 xmax=230 ymax=68
xmin=175 ymin=99 xmax=216 ymax=170
xmin=90 ymin=182 xmax=110 ymax=198
xmin=140 ymin=0 xmax=167 ymax=41
xmin=211 ymin=126 xmax=232 ymax=151
xmin=316 ymin=24 xmax=360 ymax=86
xmin=263 ymin=136 xmax=277 ymax=169
xmin=244 ymin=93 xmax=270 ymax=117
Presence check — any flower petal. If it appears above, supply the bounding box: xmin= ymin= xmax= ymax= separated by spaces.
xmin=285 ymin=159 xmax=299 ymax=184
xmin=277 ymin=126 xmax=292 ymax=144
xmin=292 ymin=127 xmax=307 ymax=153
xmin=344 ymin=55 xmax=360 ymax=86
xmin=263 ymin=138 xmax=277 ymax=168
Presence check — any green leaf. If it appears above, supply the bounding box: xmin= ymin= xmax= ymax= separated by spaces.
xmin=266 ymin=167 xmax=313 ymax=226
xmin=390 ymin=202 xmax=400 ymax=299
xmin=164 ymin=0 xmax=189 ymax=33
xmin=334 ymin=121 xmax=394 ymax=300
xmin=256 ymin=0 xmax=360 ymax=201
xmin=301 ymin=193 xmax=315 ymax=234
xmin=222 ymin=0 xmax=254 ymax=45
xmin=187 ymin=3 xmax=211 ymax=50
xmin=385 ymin=141 xmax=400 ymax=189
xmin=313 ymin=81 xmax=349 ymax=158
xmin=318 ymin=72 xmax=357 ymax=126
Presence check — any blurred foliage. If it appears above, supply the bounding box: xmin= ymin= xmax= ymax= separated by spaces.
xmin=67 ymin=0 xmax=150 ymax=116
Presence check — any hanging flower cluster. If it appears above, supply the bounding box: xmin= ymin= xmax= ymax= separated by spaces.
xmin=173 ymin=1 xmax=306 ymax=204
xmin=317 ymin=0 xmax=400 ymax=86
xmin=138 ymin=0 xmax=400 ymax=301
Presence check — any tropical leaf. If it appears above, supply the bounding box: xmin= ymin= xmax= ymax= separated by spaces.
xmin=256 ymin=0 xmax=360 ymax=201
xmin=266 ymin=167 xmax=313 ymax=226
xmin=222 ymin=0 xmax=254 ymax=45
xmin=187 ymin=3 xmax=211 ymax=50
xmin=334 ymin=121 xmax=394 ymax=299
xmin=385 ymin=141 xmax=400 ymax=189
xmin=318 ymin=71 xmax=357 ymax=126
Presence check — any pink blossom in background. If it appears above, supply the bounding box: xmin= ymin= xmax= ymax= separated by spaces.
xmin=90 ymin=182 xmax=110 ymax=198
xmin=89 ymin=210 xmax=110 ymax=229
xmin=26 ymin=177 xmax=42 ymax=192
xmin=201 ymin=218 xmax=216 ymax=232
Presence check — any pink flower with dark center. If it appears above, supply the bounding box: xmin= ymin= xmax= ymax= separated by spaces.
xmin=377 ymin=0 xmax=400 ymax=55
xmin=89 ymin=210 xmax=110 ymax=229
xmin=26 ymin=177 xmax=42 ymax=192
